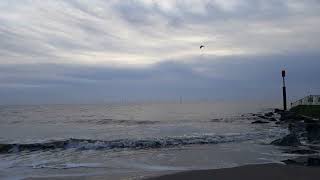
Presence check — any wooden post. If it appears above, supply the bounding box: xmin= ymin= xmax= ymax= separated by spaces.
xmin=282 ymin=70 xmax=287 ymax=111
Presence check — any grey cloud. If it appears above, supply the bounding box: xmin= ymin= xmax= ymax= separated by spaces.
xmin=0 ymin=0 xmax=319 ymax=104
xmin=0 ymin=52 xmax=319 ymax=104
xmin=1 ymin=0 xmax=319 ymax=61
xmin=113 ymin=0 xmax=319 ymax=26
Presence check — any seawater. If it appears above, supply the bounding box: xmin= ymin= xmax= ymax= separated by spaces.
xmin=0 ymin=102 xmax=289 ymax=179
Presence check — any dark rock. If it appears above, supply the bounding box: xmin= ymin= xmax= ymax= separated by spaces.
xmin=282 ymin=158 xmax=306 ymax=166
xmin=286 ymin=156 xmax=320 ymax=167
xmin=210 ymin=118 xmax=222 ymax=122
xmin=268 ymin=118 xmax=277 ymax=122
xmin=257 ymin=115 xmax=267 ymax=119
xmin=284 ymin=149 xmax=319 ymax=155
xmin=309 ymin=140 xmax=320 ymax=144
xmin=274 ymin=108 xmax=284 ymax=113
xmin=300 ymin=132 xmax=308 ymax=138
xmin=251 ymin=120 xmax=270 ymax=124
xmin=271 ymin=133 xmax=301 ymax=146
xmin=306 ymin=123 xmax=320 ymax=143
xmin=264 ymin=112 xmax=274 ymax=117
xmin=0 ymin=144 xmax=12 ymax=153
xmin=308 ymin=157 xmax=320 ymax=166
xmin=305 ymin=119 xmax=320 ymax=124
xmin=309 ymin=145 xmax=320 ymax=151
xmin=288 ymin=122 xmax=307 ymax=133
xmin=279 ymin=111 xmax=304 ymax=122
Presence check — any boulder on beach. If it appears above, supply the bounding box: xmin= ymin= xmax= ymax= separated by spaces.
xmin=0 ymin=144 xmax=12 ymax=154
xmin=306 ymin=123 xmax=320 ymax=143
xmin=275 ymin=121 xmax=284 ymax=125
xmin=274 ymin=108 xmax=283 ymax=113
xmin=264 ymin=112 xmax=274 ymax=117
xmin=210 ymin=118 xmax=223 ymax=122
xmin=268 ymin=118 xmax=277 ymax=122
xmin=305 ymin=119 xmax=320 ymax=124
xmin=257 ymin=115 xmax=268 ymax=119
xmin=271 ymin=133 xmax=301 ymax=146
xmin=279 ymin=111 xmax=301 ymax=122
xmin=284 ymin=149 xmax=319 ymax=155
xmin=288 ymin=122 xmax=306 ymax=134
xmin=251 ymin=120 xmax=270 ymax=124
xmin=283 ymin=156 xmax=320 ymax=167
xmin=308 ymin=157 xmax=320 ymax=166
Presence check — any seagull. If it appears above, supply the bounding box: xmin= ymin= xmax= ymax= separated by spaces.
xmin=200 ymin=45 xmax=205 ymax=49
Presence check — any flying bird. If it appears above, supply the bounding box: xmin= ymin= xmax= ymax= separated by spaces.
xmin=200 ymin=45 xmax=205 ymax=49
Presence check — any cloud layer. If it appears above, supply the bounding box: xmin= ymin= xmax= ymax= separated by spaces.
xmin=0 ymin=0 xmax=319 ymax=104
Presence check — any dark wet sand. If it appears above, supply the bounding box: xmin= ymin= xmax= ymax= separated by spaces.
xmin=147 ymin=164 xmax=320 ymax=180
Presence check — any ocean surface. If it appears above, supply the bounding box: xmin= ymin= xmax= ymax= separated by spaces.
xmin=0 ymin=102 xmax=290 ymax=180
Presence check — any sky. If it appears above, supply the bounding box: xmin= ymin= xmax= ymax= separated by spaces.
xmin=0 ymin=0 xmax=319 ymax=104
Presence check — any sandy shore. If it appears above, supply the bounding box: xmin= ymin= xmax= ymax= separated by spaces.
xmin=147 ymin=164 xmax=320 ymax=180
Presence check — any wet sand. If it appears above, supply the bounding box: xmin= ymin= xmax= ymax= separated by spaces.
xmin=147 ymin=164 xmax=320 ymax=180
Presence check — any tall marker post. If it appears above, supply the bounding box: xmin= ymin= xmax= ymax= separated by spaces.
xmin=282 ymin=70 xmax=287 ymax=111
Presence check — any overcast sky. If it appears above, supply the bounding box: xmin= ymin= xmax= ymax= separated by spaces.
xmin=0 ymin=0 xmax=319 ymax=104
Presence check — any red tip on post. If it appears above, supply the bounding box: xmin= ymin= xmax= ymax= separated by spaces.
xmin=282 ymin=70 xmax=286 ymax=77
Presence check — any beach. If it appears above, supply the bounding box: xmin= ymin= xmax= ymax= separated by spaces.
xmin=148 ymin=163 xmax=320 ymax=180
xmin=25 ymin=164 xmax=320 ymax=180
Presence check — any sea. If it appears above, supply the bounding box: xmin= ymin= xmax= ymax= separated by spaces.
xmin=0 ymin=101 xmax=291 ymax=180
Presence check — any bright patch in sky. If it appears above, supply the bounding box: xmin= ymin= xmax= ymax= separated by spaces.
xmin=1 ymin=0 xmax=319 ymax=67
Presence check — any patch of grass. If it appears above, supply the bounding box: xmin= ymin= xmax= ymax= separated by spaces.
xmin=290 ymin=105 xmax=320 ymax=119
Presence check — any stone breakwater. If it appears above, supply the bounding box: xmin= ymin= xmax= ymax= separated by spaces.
xmin=265 ymin=107 xmax=320 ymax=166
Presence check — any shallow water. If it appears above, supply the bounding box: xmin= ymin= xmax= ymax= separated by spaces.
xmin=0 ymin=102 xmax=289 ymax=179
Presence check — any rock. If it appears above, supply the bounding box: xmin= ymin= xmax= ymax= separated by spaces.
xmin=291 ymin=121 xmax=308 ymax=132
xmin=0 ymin=144 xmax=12 ymax=154
xmin=251 ymin=120 xmax=270 ymax=124
xmin=274 ymin=108 xmax=283 ymax=113
xmin=271 ymin=133 xmax=301 ymax=146
xmin=306 ymin=123 xmax=320 ymax=143
xmin=268 ymin=118 xmax=277 ymax=122
xmin=279 ymin=111 xmax=305 ymax=122
xmin=264 ymin=112 xmax=274 ymax=117
xmin=308 ymin=157 xmax=320 ymax=166
xmin=210 ymin=118 xmax=223 ymax=122
xmin=283 ymin=156 xmax=320 ymax=166
xmin=282 ymin=158 xmax=306 ymax=166
xmin=305 ymin=119 xmax=320 ymax=124
xmin=275 ymin=121 xmax=283 ymax=125
xmin=257 ymin=115 xmax=267 ymax=119
xmin=308 ymin=145 xmax=320 ymax=151
xmin=284 ymin=149 xmax=319 ymax=155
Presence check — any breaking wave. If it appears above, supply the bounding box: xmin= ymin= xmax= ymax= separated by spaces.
xmin=74 ymin=118 xmax=159 ymax=125
xmin=0 ymin=131 xmax=286 ymax=154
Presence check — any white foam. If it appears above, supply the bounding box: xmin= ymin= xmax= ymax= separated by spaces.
xmin=32 ymin=163 xmax=105 ymax=169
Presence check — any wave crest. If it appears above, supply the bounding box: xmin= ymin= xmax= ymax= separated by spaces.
xmin=0 ymin=131 xmax=285 ymax=154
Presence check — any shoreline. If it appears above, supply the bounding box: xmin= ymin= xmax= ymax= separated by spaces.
xmin=146 ymin=163 xmax=320 ymax=180
xmin=146 ymin=106 xmax=320 ymax=180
